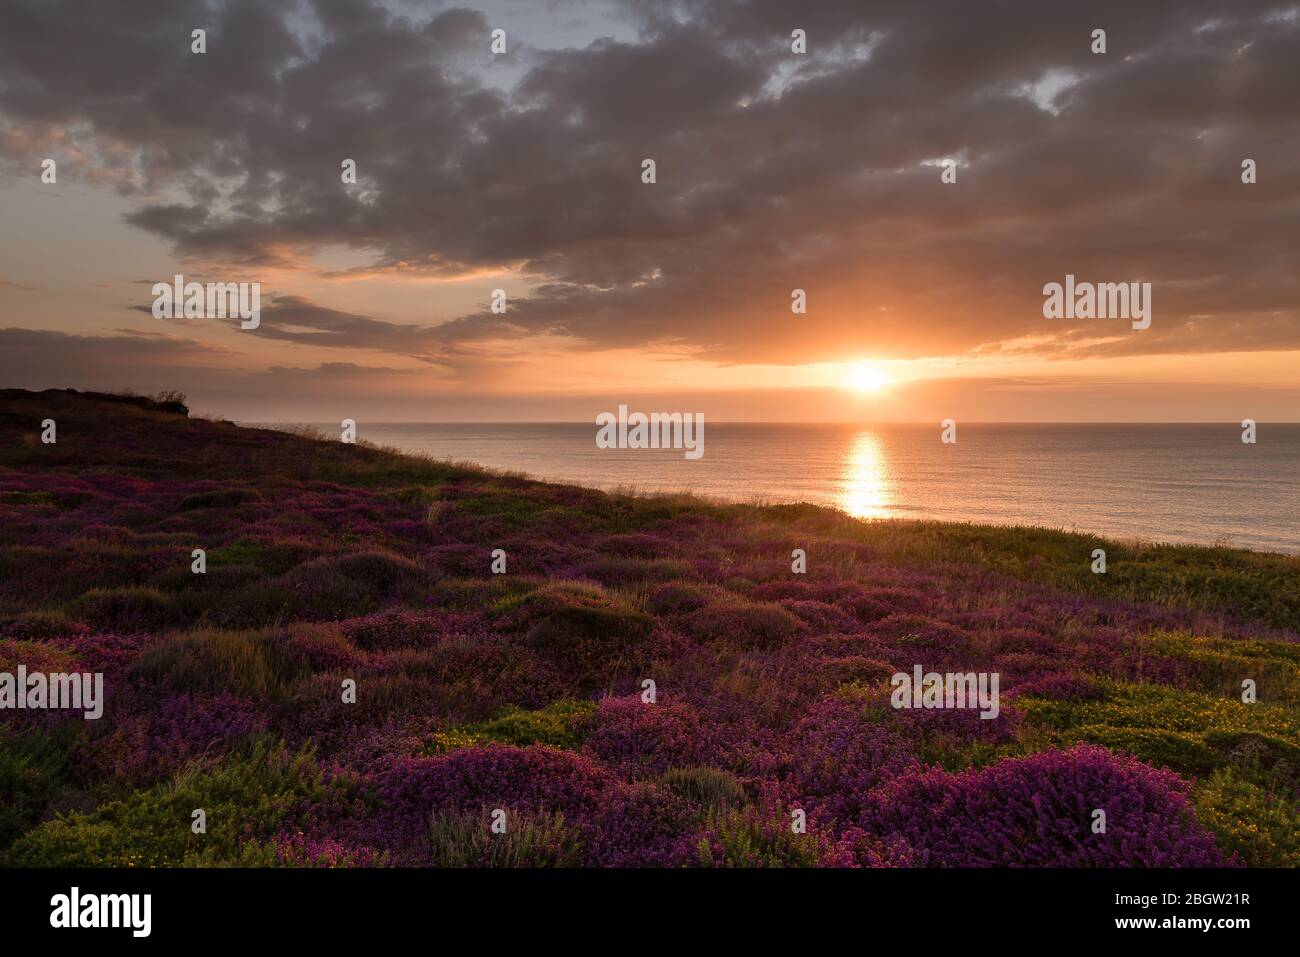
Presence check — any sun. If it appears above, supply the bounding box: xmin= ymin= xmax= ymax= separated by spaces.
xmin=845 ymin=362 xmax=892 ymax=393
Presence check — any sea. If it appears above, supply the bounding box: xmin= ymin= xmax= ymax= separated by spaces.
xmin=279 ymin=423 xmax=1300 ymax=555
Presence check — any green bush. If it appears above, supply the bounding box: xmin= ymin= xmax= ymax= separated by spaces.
xmin=1195 ymin=767 xmax=1300 ymax=867
xmin=469 ymin=700 xmax=597 ymax=749
xmin=0 ymin=728 xmax=81 ymax=850
xmin=450 ymin=489 xmax=548 ymax=529
xmin=1019 ymin=682 xmax=1300 ymax=779
xmin=73 ymin=586 xmax=178 ymax=632
xmin=659 ymin=767 xmax=748 ymax=812
xmin=1148 ymin=633 xmax=1300 ymax=706
xmin=3 ymin=741 xmax=342 ymax=867
xmin=1062 ymin=726 xmax=1218 ymax=776
xmin=697 ymin=799 xmax=823 ymax=868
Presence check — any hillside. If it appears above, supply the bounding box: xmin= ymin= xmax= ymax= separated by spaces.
xmin=0 ymin=388 xmax=1297 ymax=866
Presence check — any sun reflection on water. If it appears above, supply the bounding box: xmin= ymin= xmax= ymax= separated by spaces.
xmin=839 ymin=430 xmax=894 ymax=519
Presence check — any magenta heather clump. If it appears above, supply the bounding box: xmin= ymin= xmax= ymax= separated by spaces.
xmin=97 ymin=691 xmax=267 ymax=782
xmin=861 ymin=745 xmax=1230 ymax=867
xmin=582 ymin=694 xmax=710 ymax=778
xmin=783 ymin=697 xmax=917 ymax=825
xmin=363 ymin=745 xmax=611 ymax=863
xmin=584 ymin=781 xmax=702 ymax=867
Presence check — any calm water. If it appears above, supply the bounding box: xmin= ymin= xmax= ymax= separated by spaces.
xmin=284 ymin=423 xmax=1300 ymax=554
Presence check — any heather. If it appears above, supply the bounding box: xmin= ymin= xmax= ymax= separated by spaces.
xmin=1 ymin=389 xmax=1297 ymax=867
xmin=861 ymin=745 xmax=1227 ymax=867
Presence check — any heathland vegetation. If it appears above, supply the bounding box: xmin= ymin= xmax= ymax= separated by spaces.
xmin=1 ymin=389 xmax=1297 ymax=867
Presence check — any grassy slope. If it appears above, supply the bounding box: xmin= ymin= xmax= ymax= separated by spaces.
xmin=0 ymin=389 xmax=1296 ymax=867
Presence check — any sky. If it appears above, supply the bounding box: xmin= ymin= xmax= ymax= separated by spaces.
xmin=0 ymin=0 xmax=1297 ymax=422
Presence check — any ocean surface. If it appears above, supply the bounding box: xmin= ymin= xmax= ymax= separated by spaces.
xmin=278 ymin=423 xmax=1300 ymax=554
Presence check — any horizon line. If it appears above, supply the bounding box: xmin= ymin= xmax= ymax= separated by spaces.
xmin=239 ymin=419 xmax=1300 ymax=427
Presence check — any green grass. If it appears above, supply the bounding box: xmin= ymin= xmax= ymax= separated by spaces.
xmin=130 ymin=629 xmax=308 ymax=700
xmin=426 ymin=809 xmax=584 ymax=867
xmin=1195 ymin=767 xmax=1300 ymax=867
xmin=426 ymin=700 xmax=598 ymax=753
xmin=0 ymin=726 xmax=85 ymax=850
xmin=1019 ymin=681 xmax=1300 ymax=779
xmin=2 ymin=740 xmax=345 ymax=867
xmin=1146 ymin=633 xmax=1300 ymax=706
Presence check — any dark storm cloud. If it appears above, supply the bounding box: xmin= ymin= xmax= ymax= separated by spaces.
xmin=1 ymin=0 xmax=1296 ymax=364
xmin=125 ymin=291 xmax=495 ymax=366
xmin=0 ymin=326 xmax=424 ymax=399
xmin=0 ymin=326 xmax=235 ymax=389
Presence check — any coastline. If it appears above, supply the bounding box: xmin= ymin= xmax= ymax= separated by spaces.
xmin=1 ymin=389 xmax=1297 ymax=868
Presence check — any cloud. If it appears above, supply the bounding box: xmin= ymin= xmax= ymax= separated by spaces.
xmin=0 ymin=0 xmax=1296 ymax=368
xmin=0 ymin=326 xmax=237 ymax=381
xmin=0 ymin=326 xmax=429 ymax=418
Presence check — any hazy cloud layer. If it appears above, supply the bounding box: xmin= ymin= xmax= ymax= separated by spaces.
xmin=7 ymin=326 xmax=1300 ymax=424
xmin=1 ymin=0 xmax=1297 ymax=367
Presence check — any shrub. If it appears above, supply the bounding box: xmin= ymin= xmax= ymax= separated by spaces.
xmin=177 ymin=487 xmax=261 ymax=510
xmin=275 ymin=552 xmax=423 ymax=620
xmin=585 ymin=782 xmax=699 ymax=867
xmin=3 ymin=741 xmax=341 ymax=867
xmin=581 ymin=557 xmax=693 ymax=588
xmin=366 ymin=639 xmax=547 ymax=719
xmin=862 ymin=745 xmax=1228 ymax=867
xmin=645 ymin=582 xmax=716 ymax=615
xmin=427 ymin=808 xmax=584 ymax=867
xmin=659 ymin=767 xmax=749 ymax=813
xmin=820 ymin=827 xmax=916 ymax=868
xmin=269 ymin=835 xmax=384 ymax=867
xmin=696 ymin=787 xmax=826 ymax=868
xmin=0 ymin=727 xmax=81 ymax=850
xmin=200 ymin=582 xmax=297 ymax=629
xmin=0 ymin=638 xmax=79 ymax=675
xmin=1019 ymin=683 xmax=1300 ymax=779
xmin=468 ymin=700 xmax=597 ymax=750
xmin=1148 ymin=634 xmax=1300 ymax=706
xmin=366 ymin=746 xmax=611 ymax=863
xmin=582 ymin=695 xmax=708 ymax=777
xmin=839 ymin=587 xmax=930 ymax=622
xmin=1202 ymin=731 xmax=1300 ymax=790
xmin=682 ymin=600 xmax=800 ymax=649
xmin=1194 ymin=767 xmax=1300 ymax=867
xmin=73 ymin=587 xmax=178 ymax=632
xmin=780 ymin=599 xmax=856 ymax=633
xmin=327 ymin=552 xmax=426 ymax=593
xmin=340 ymin=609 xmax=444 ymax=652
xmin=784 ymin=698 xmax=916 ymax=824
xmin=94 ymin=692 xmax=267 ymax=783
xmin=524 ymin=605 xmax=653 ymax=691
xmin=0 ymin=610 xmax=90 ymax=642
xmin=278 ymin=626 xmax=367 ymax=672
xmin=130 ymin=629 xmax=306 ymax=700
